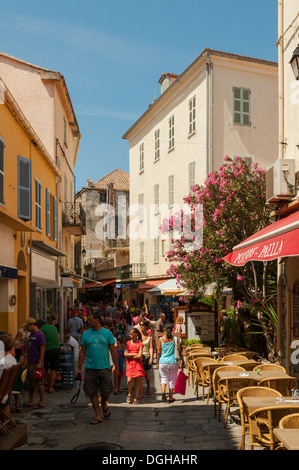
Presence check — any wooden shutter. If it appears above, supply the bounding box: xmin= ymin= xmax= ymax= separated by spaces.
xmin=46 ymin=188 xmax=51 ymax=236
xmin=18 ymin=156 xmax=32 ymax=220
xmin=0 ymin=139 xmax=4 ymax=205
xmin=53 ymin=196 xmax=57 ymax=240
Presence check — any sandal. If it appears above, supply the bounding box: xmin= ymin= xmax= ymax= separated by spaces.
xmin=89 ymin=418 xmax=102 ymax=425
xmin=33 ymin=403 xmax=45 ymax=409
xmin=126 ymin=395 xmax=131 ymax=404
xmin=133 ymin=399 xmax=139 ymax=405
xmin=103 ymin=405 xmax=111 ymax=418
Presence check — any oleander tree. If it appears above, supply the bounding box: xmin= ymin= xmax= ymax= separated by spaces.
xmin=160 ymin=156 xmax=277 ymax=356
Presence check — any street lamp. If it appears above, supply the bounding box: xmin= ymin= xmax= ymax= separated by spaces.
xmin=290 ymin=44 xmax=299 ymax=80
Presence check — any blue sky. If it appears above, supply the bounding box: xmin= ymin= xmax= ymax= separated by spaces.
xmin=0 ymin=0 xmax=278 ymax=192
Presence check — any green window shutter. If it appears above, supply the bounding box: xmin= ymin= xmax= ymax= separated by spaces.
xmin=35 ymin=178 xmax=42 ymax=230
xmin=18 ymin=156 xmax=32 ymax=220
xmin=53 ymin=196 xmax=57 ymax=241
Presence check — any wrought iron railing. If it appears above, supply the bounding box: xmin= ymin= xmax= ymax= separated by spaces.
xmin=116 ymin=263 xmax=146 ymax=281
xmin=63 ymin=202 xmax=86 ymax=232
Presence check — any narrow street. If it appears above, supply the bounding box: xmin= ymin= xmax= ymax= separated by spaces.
xmin=12 ymin=365 xmax=241 ymax=452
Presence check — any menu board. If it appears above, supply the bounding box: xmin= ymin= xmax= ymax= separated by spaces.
xmin=55 ymin=343 xmax=74 ymax=389
xmin=187 ymin=311 xmax=215 ymax=341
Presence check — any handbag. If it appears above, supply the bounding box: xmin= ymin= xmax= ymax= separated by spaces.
xmin=34 ymin=367 xmax=44 ymax=380
xmin=174 ymin=336 xmax=181 ymax=361
xmin=174 ymin=366 xmax=188 ymax=395
xmin=142 ymin=355 xmax=151 ymax=370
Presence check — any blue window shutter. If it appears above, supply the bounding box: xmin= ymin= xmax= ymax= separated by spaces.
xmin=53 ymin=196 xmax=57 ymax=241
xmin=46 ymin=188 xmax=51 ymax=236
xmin=18 ymin=156 xmax=32 ymax=220
xmin=0 ymin=139 xmax=4 ymax=205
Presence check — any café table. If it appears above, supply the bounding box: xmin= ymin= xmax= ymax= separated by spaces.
xmin=220 ymin=360 xmax=261 ymax=370
xmin=242 ymin=396 xmax=299 ymax=413
xmin=216 ymin=370 xmax=292 ymax=382
xmin=273 ymin=428 xmax=299 ymax=450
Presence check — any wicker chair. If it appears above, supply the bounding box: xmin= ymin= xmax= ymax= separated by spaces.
xmin=253 ymin=364 xmax=287 ymax=374
xmin=279 ymin=413 xmax=299 ymax=428
xmin=237 ymin=361 xmax=262 ymax=371
xmin=212 ymin=365 xmax=246 ymax=420
xmin=218 ymin=376 xmax=256 ymax=427
xmin=249 ymin=405 xmax=299 ymax=450
xmin=201 ymin=363 xmax=225 ymax=404
xmin=237 ymin=386 xmax=282 ymax=450
xmin=187 ymin=351 xmax=213 ymax=385
xmin=222 ymin=354 xmax=249 ymax=362
xmin=192 ymin=357 xmax=217 ymax=398
xmin=258 ymin=377 xmax=297 ymax=396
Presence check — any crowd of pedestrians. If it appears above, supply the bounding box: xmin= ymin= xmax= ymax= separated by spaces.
xmin=0 ymin=300 xmax=185 ymax=426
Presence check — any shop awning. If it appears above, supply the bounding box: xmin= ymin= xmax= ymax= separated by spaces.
xmin=222 ymin=210 xmax=299 ymax=267
xmin=148 ymin=278 xmax=189 ymax=296
xmin=0 ymin=265 xmax=18 ymax=279
xmin=138 ymin=279 xmax=168 ymax=294
xmin=80 ymin=279 xmax=115 ymax=289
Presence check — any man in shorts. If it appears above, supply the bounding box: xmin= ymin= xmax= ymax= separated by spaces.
xmin=36 ymin=319 xmax=60 ymax=393
xmin=23 ymin=318 xmax=46 ymax=409
xmin=76 ymin=311 xmax=119 ymax=425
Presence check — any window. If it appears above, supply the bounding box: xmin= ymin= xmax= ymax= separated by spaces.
xmin=168 ymin=174 xmax=174 ymax=206
xmin=64 ymin=116 xmax=68 ymax=145
xmin=18 ymin=156 xmax=32 ymax=220
xmin=140 ymin=242 xmax=144 ymax=264
xmin=53 ymin=196 xmax=57 ymax=241
xmin=138 ymin=193 xmax=144 ymax=222
xmin=46 ymin=188 xmax=51 ymax=237
xmin=139 ymin=143 xmax=144 ymax=172
xmin=188 ymin=96 xmax=196 ymax=135
xmin=0 ymin=138 xmax=4 ymax=205
xmin=154 ymin=184 xmax=159 ymax=215
xmin=188 ymin=161 xmax=196 ymax=192
xmin=154 ymin=129 xmax=160 ymax=161
xmin=233 ymin=87 xmax=251 ymax=125
xmin=168 ymin=115 xmax=175 ymax=150
xmin=154 ymin=237 xmax=159 ymax=264
xmin=35 ymin=178 xmax=42 ymax=230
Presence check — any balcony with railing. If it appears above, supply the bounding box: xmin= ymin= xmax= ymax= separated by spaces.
xmin=62 ymin=202 xmax=86 ymax=235
xmin=116 ymin=263 xmax=147 ymax=281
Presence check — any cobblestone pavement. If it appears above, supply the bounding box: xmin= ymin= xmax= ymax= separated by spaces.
xmin=11 ymin=364 xmax=248 ymax=452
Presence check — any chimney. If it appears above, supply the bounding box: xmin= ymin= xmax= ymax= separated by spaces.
xmin=87 ymin=178 xmax=94 ymax=188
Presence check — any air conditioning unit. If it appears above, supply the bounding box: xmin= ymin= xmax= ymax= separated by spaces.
xmin=266 ymin=159 xmax=295 ymax=204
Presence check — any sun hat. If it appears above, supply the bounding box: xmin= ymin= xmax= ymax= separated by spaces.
xmin=21 ymin=318 xmax=36 ymax=327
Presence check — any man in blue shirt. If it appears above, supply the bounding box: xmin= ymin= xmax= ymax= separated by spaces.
xmin=76 ymin=311 xmax=119 ymax=424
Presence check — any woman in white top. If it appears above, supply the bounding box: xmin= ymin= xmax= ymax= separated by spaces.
xmin=139 ymin=321 xmax=153 ymax=398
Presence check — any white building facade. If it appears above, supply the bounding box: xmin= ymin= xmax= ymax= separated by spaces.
xmin=122 ymin=48 xmax=278 ymax=308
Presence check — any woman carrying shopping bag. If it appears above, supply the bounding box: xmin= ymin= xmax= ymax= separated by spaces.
xmin=156 ymin=323 xmax=182 ymax=403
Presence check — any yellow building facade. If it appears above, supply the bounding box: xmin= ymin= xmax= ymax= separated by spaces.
xmin=0 ymin=80 xmax=61 ymax=336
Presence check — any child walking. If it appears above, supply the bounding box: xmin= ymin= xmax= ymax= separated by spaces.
xmin=114 ymin=339 xmax=125 ymax=394
xmin=124 ymin=328 xmax=145 ymax=405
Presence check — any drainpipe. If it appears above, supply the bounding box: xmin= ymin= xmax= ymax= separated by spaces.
xmin=206 ymin=52 xmax=211 ymax=176
xmin=210 ymin=62 xmax=214 ymax=172
xmin=278 ymin=0 xmax=285 ymax=160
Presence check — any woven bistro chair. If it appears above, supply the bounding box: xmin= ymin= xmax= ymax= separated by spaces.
xmin=201 ymin=362 xmax=225 ymax=404
xmin=249 ymin=405 xmax=299 ymax=450
xmin=187 ymin=351 xmax=213 ymax=386
xmin=192 ymin=357 xmax=217 ymax=398
xmin=222 ymin=354 xmax=249 ymax=362
xmin=237 ymin=361 xmax=262 ymax=371
xmin=195 ymin=358 xmax=218 ymax=401
xmin=258 ymin=377 xmax=297 ymax=396
xmin=279 ymin=413 xmax=299 ymax=428
xmin=237 ymin=386 xmax=282 ymax=450
xmin=253 ymin=364 xmax=287 ymax=374
xmin=218 ymin=376 xmax=256 ymax=427
xmin=212 ymin=365 xmax=246 ymax=420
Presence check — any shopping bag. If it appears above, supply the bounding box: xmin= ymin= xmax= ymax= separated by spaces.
xmin=34 ymin=368 xmax=44 ymax=380
xmin=174 ymin=368 xmax=188 ymax=395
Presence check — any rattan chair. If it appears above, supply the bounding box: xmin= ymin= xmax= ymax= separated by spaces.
xmin=237 ymin=361 xmax=262 ymax=371
xmin=279 ymin=413 xmax=299 ymax=428
xmin=212 ymin=365 xmax=246 ymax=420
xmin=192 ymin=357 xmax=216 ymax=397
xmin=0 ymin=362 xmax=22 ymax=435
xmin=218 ymin=376 xmax=256 ymax=427
xmin=258 ymin=377 xmax=297 ymax=396
xmin=253 ymin=364 xmax=287 ymax=374
xmin=195 ymin=358 xmax=218 ymax=401
xmin=222 ymin=354 xmax=249 ymax=362
xmin=187 ymin=351 xmax=213 ymax=386
xmin=249 ymin=405 xmax=299 ymax=450
xmin=201 ymin=363 xmax=224 ymax=404
xmin=237 ymin=386 xmax=282 ymax=450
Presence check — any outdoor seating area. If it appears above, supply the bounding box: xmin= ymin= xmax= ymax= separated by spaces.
xmin=186 ymin=344 xmax=299 ymax=450
xmin=0 ymin=363 xmax=27 ymax=450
